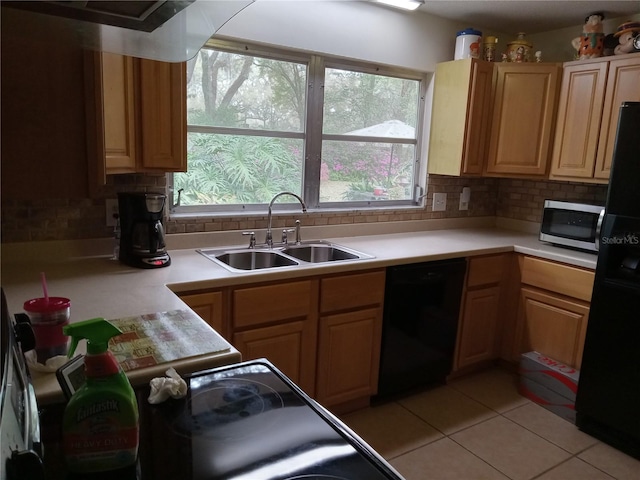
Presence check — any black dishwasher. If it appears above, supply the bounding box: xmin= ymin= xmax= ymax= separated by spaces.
xmin=376 ymin=258 xmax=467 ymax=398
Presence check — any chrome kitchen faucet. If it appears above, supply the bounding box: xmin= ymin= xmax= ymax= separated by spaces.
xmin=266 ymin=192 xmax=307 ymax=248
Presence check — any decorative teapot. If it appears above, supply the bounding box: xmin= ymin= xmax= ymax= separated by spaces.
xmin=504 ymin=32 xmax=533 ymax=62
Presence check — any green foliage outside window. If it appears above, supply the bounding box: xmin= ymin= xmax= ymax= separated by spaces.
xmin=174 ymin=43 xmax=422 ymax=209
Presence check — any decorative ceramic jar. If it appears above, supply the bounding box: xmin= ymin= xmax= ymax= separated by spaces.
xmin=482 ymin=36 xmax=498 ymax=62
xmin=454 ymin=28 xmax=482 ymax=60
xmin=505 ymin=32 xmax=533 ymax=62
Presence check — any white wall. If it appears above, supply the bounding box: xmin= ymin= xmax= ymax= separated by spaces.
xmin=220 ymin=2 xmax=640 ymax=67
xmin=216 ymin=1 xmax=470 ymax=72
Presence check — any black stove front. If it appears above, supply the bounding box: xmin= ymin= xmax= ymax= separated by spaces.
xmin=137 ymin=360 xmax=404 ymax=480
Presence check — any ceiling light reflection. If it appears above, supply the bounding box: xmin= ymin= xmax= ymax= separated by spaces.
xmin=226 ymin=443 xmax=354 ymax=480
xmin=376 ymin=0 xmax=425 ymax=11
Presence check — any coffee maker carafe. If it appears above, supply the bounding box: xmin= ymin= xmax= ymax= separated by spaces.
xmin=118 ymin=192 xmax=171 ymax=268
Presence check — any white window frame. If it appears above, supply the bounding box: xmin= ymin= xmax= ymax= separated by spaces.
xmin=171 ymin=39 xmax=428 ymax=215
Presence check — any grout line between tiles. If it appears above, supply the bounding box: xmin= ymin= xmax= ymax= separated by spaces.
xmin=392 ymin=400 xmax=620 ymax=480
xmin=382 ymin=400 xmax=447 ymax=460
xmin=527 ymin=455 xmax=576 ymax=480
xmin=446 ymin=434 xmax=516 ymax=480
xmin=361 ymin=367 xmax=629 ymax=480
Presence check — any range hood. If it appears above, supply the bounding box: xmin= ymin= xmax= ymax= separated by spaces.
xmin=2 ymin=1 xmax=254 ymax=63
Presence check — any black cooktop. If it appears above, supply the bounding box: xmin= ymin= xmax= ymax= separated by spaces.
xmin=137 ymin=360 xmax=404 ymax=480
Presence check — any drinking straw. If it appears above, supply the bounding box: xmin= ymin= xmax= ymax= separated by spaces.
xmin=40 ymin=271 xmax=49 ymax=304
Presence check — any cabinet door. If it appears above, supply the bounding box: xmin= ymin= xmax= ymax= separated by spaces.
xmin=463 ymin=60 xmax=494 ymax=174
xmin=428 ymin=59 xmax=493 ymax=176
xmin=100 ymin=53 xmax=137 ymax=174
xmin=233 ymin=320 xmax=317 ymax=395
xmin=485 ymin=64 xmax=561 ymax=176
xmin=594 ymin=56 xmax=640 ymax=180
xmin=456 ymin=286 xmax=501 ymax=369
xmin=514 ymin=287 xmax=590 ymax=368
xmin=316 ymin=308 xmax=383 ymax=406
xmin=550 ymin=61 xmax=608 ymax=180
xmin=138 ymin=59 xmax=187 ymax=172
xmin=179 ymin=291 xmax=225 ymax=335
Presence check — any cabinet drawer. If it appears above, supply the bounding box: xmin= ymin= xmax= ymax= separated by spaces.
xmin=521 ymin=256 xmax=595 ymax=302
xmin=233 ymin=280 xmax=314 ymax=329
xmin=467 ymin=254 xmax=506 ymax=287
xmin=320 ymin=270 xmax=385 ymax=313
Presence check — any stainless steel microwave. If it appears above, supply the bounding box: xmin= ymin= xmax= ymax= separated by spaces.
xmin=540 ymin=200 xmax=605 ymax=252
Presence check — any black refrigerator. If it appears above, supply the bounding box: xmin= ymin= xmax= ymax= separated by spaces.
xmin=575 ymin=101 xmax=640 ymax=459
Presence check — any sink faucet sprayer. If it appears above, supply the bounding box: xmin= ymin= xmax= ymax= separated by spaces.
xmin=266 ymin=192 xmax=307 ymax=248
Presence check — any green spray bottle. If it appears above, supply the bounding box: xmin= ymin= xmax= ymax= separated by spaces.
xmin=62 ymin=318 xmax=139 ymax=473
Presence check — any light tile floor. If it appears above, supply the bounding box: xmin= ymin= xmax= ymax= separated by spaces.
xmin=342 ymin=367 xmax=640 ymax=480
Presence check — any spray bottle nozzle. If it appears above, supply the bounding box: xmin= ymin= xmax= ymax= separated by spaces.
xmin=63 ymin=318 xmax=123 ymax=357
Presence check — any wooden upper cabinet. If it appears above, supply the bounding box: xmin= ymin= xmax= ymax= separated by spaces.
xmin=139 ymin=59 xmax=187 ymax=171
xmin=485 ymin=63 xmax=561 ymax=177
xmin=427 ymin=58 xmax=493 ymax=176
xmin=102 ymin=54 xmax=137 ymax=173
xmin=549 ymin=61 xmax=608 ymax=181
xmin=594 ymin=55 xmax=640 ymax=180
xmin=550 ymin=53 xmax=640 ymax=183
xmin=88 ymin=52 xmax=187 ymax=182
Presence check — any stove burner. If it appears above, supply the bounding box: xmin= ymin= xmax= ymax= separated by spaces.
xmin=171 ymin=378 xmax=284 ymax=440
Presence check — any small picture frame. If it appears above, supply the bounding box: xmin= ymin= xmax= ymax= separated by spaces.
xmin=56 ymin=355 xmax=85 ymax=399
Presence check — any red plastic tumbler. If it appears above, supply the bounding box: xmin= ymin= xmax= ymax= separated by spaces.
xmin=23 ymin=296 xmax=71 ymax=363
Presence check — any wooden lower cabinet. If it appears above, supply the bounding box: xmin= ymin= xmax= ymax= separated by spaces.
xmin=317 ymin=270 xmax=385 ymax=409
xmin=178 ymin=271 xmax=385 ymax=409
xmin=179 ymin=291 xmax=224 ymax=334
xmin=510 ymin=255 xmax=594 ymax=369
xmin=454 ymin=254 xmax=508 ymax=372
xmin=233 ymin=320 xmax=317 ymax=395
xmin=456 ymin=286 xmax=501 ymax=369
xmin=231 ymin=279 xmax=318 ymax=395
xmin=316 ymin=308 xmax=383 ymax=407
xmin=514 ymin=287 xmax=590 ymax=368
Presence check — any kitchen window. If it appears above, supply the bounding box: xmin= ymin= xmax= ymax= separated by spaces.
xmin=172 ymin=40 xmax=427 ymax=214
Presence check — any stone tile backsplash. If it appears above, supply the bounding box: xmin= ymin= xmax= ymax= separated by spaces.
xmin=496 ymin=178 xmax=607 ymax=223
xmin=0 ymin=174 xmax=608 ymax=244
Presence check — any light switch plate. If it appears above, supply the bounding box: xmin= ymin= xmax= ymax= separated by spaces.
xmin=432 ymin=192 xmax=447 ymax=212
xmin=106 ymin=199 xmax=119 ymax=227
xmin=459 ymin=186 xmax=470 ymax=210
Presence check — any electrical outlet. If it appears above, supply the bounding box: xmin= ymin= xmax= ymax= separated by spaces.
xmin=106 ymin=199 xmax=119 ymax=227
xmin=459 ymin=186 xmax=470 ymax=211
xmin=432 ymin=192 xmax=447 ymax=212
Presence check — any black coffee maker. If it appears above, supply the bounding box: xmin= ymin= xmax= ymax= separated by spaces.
xmin=118 ymin=192 xmax=171 ymax=269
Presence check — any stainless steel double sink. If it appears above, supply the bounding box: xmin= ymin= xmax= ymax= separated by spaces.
xmin=197 ymin=240 xmax=374 ymax=273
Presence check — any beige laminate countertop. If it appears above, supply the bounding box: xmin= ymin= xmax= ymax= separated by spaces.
xmin=1 ymin=224 xmax=597 ymax=404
